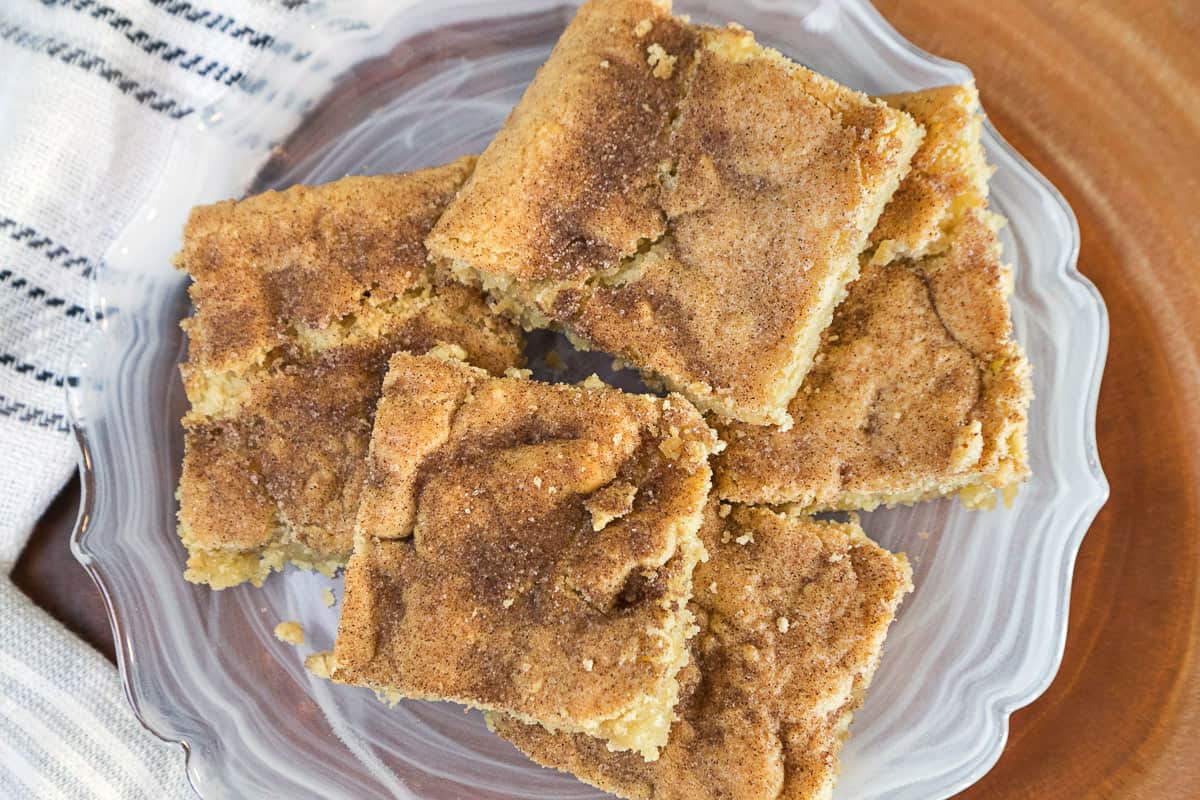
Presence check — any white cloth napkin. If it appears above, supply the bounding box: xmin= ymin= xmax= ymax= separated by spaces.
xmin=0 ymin=1 xmax=398 ymax=795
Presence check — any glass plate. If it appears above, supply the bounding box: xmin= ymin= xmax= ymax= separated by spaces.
xmin=67 ymin=1 xmax=1110 ymax=798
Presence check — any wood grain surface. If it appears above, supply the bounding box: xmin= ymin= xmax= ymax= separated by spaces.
xmin=14 ymin=1 xmax=1200 ymax=797
xmin=870 ymin=2 xmax=1200 ymax=797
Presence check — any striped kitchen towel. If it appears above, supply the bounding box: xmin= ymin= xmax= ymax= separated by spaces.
xmin=0 ymin=1 xmax=402 ymax=796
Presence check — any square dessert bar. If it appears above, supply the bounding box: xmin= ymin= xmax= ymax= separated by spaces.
xmin=176 ymin=161 xmax=524 ymax=588
xmin=713 ymin=85 xmax=1032 ymax=511
xmin=325 ymin=351 xmax=720 ymax=760
xmin=427 ymin=0 xmax=923 ymax=426
xmin=491 ymin=501 xmax=913 ymax=800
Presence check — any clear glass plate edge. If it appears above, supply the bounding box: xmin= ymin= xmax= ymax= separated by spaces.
xmin=61 ymin=2 xmax=1112 ymax=798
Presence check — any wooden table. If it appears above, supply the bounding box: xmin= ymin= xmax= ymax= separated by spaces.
xmin=14 ymin=0 xmax=1200 ymax=796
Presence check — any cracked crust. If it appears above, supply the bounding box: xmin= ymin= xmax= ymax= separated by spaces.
xmin=712 ymin=85 xmax=1031 ymax=510
xmin=491 ymin=500 xmax=913 ymax=800
xmin=176 ymin=164 xmax=524 ymax=588
xmin=329 ymin=352 xmax=720 ymax=759
xmin=427 ymin=0 xmax=922 ymax=426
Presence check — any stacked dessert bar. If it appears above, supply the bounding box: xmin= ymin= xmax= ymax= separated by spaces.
xmin=174 ymin=1 xmax=1031 ymax=797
